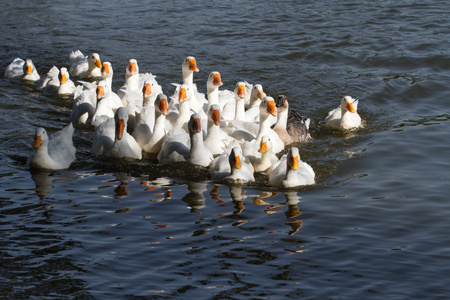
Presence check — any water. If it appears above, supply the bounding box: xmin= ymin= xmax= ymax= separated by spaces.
xmin=1 ymin=1 xmax=449 ymax=298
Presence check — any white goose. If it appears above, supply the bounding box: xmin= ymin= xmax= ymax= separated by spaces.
xmin=40 ymin=66 xmax=60 ymax=90
xmin=166 ymin=84 xmax=194 ymax=132
xmin=268 ymin=147 xmax=315 ymax=188
xmin=272 ymin=95 xmax=311 ymax=145
xmin=27 ymin=123 xmax=76 ymax=170
xmin=4 ymin=58 xmax=25 ymax=79
xmin=135 ymin=79 xmax=163 ymax=131
xmin=324 ymin=96 xmax=362 ymax=130
xmin=5 ymin=58 xmax=41 ymax=81
xmin=58 ymin=67 xmax=76 ymax=96
xmin=210 ymin=143 xmax=255 ymax=183
xmin=101 ymin=62 xmax=122 ymax=106
xmin=171 ymin=56 xmax=207 ymax=116
xmin=158 ymin=113 xmax=213 ymax=167
xmin=133 ymin=82 xmax=157 ymax=146
xmin=204 ymin=104 xmax=234 ymax=156
xmin=251 ymin=136 xmax=279 ymax=173
xmin=231 ymin=96 xmax=284 ymax=155
xmin=205 ymin=72 xmax=236 ymax=120
xmin=22 ymin=59 xmax=41 ymax=81
xmin=134 ymin=93 xmax=169 ymax=154
xmin=69 ymin=50 xmax=102 ymax=78
xmin=244 ymin=84 xmax=266 ymax=122
xmin=230 ymin=81 xmax=247 ymax=122
xmin=92 ymin=107 xmax=142 ymax=160
xmin=91 ymin=80 xmax=124 ymax=128
xmin=109 ymin=107 xmax=142 ymax=160
xmin=70 ymin=81 xmax=97 ymax=125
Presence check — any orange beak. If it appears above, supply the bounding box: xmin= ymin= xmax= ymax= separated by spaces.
xmin=143 ymin=83 xmax=152 ymax=98
xmin=26 ymin=64 xmax=33 ymax=75
xmin=129 ymin=61 xmax=137 ymax=75
xmin=258 ymin=141 xmax=268 ymax=153
xmin=346 ymin=101 xmax=356 ymax=113
xmin=95 ymin=59 xmax=102 ymax=68
xmin=179 ymin=87 xmax=187 ymax=102
xmin=116 ymin=119 xmax=125 ymax=140
xmin=160 ymin=98 xmax=168 ymax=116
xmin=189 ymin=58 xmax=199 ymax=72
xmin=212 ymin=109 xmax=221 ymax=126
xmin=234 ymin=155 xmax=241 ymax=169
xmin=60 ymin=73 xmax=67 ymax=84
xmin=267 ymin=100 xmax=277 ymax=117
xmin=237 ymin=84 xmax=245 ymax=99
xmin=33 ymin=135 xmax=42 ymax=148
xmin=192 ymin=117 xmax=202 ymax=133
xmin=101 ymin=63 xmax=110 ymax=76
xmin=291 ymin=155 xmax=299 ymax=170
xmin=97 ymin=85 xmax=105 ymax=99
xmin=257 ymin=90 xmax=265 ymax=100
xmin=213 ymin=73 xmax=223 ymax=86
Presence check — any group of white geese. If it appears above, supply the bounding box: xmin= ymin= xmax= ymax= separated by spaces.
xmin=5 ymin=51 xmax=362 ymax=189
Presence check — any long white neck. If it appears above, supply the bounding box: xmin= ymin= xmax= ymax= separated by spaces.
xmin=175 ymin=101 xmax=191 ymax=127
xmin=190 ymin=132 xmax=203 ymax=153
xmin=207 ymin=87 xmax=219 ymax=106
xmin=260 ymin=149 xmax=272 ymax=166
xmin=234 ymin=97 xmax=246 ymax=121
xmin=183 ymin=70 xmax=194 ymax=86
xmin=152 ymin=113 xmax=166 ymax=140
xmin=105 ymin=76 xmax=113 ymax=93
xmin=257 ymin=113 xmax=272 ymax=137
xmin=207 ymin=122 xmax=220 ymax=136
xmin=248 ymin=96 xmax=261 ymax=109
xmin=274 ymin=108 xmax=288 ymax=129
xmin=127 ymin=73 xmax=139 ymax=91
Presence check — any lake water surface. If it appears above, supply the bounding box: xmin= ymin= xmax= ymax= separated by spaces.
xmin=1 ymin=1 xmax=449 ymax=299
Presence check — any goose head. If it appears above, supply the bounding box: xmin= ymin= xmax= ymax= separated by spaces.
xmin=206 ymin=71 xmax=223 ymax=93
xmin=114 ymin=107 xmax=129 ymax=140
xmin=126 ymin=59 xmax=139 ymax=77
xmin=287 ymin=147 xmax=300 ymax=171
xmin=276 ymin=95 xmax=289 ymax=113
xmin=234 ymin=82 xmax=246 ymax=100
xmin=59 ymin=67 xmax=70 ymax=84
xmin=260 ymin=96 xmax=277 ymax=118
xmin=96 ymin=80 xmax=107 ymax=100
xmin=178 ymin=83 xmax=192 ymax=104
xmin=155 ymin=93 xmax=169 ymax=116
xmin=229 ymin=147 xmax=243 ymax=170
xmin=142 ymin=80 xmax=155 ymax=106
xmin=341 ymin=96 xmax=357 ymax=114
xmin=208 ymin=104 xmax=221 ymax=127
xmin=258 ymin=136 xmax=273 ymax=154
xmin=188 ymin=113 xmax=202 ymax=138
xmin=248 ymin=84 xmax=265 ymax=108
xmin=182 ymin=56 xmax=199 ymax=85
xmin=24 ymin=59 xmax=35 ymax=76
xmin=89 ymin=53 xmax=102 ymax=70
xmin=182 ymin=56 xmax=199 ymax=73
xmin=33 ymin=127 xmax=49 ymax=148
xmin=101 ymin=62 xmax=113 ymax=80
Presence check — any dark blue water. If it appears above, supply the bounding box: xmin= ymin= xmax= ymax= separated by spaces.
xmin=1 ymin=1 xmax=449 ymax=299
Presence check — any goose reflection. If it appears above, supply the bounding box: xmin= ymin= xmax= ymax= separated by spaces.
xmin=209 ymin=184 xmax=226 ymax=203
xmin=230 ymin=185 xmax=246 ymax=214
xmin=113 ymin=172 xmax=131 ymax=198
xmin=30 ymin=169 xmax=54 ymax=200
xmin=30 ymin=169 xmax=76 ymax=200
xmin=283 ymin=191 xmax=301 ymax=218
xmin=182 ymin=181 xmax=207 ymax=213
xmin=141 ymin=177 xmax=172 ymax=202
xmin=283 ymin=191 xmax=304 ymax=235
